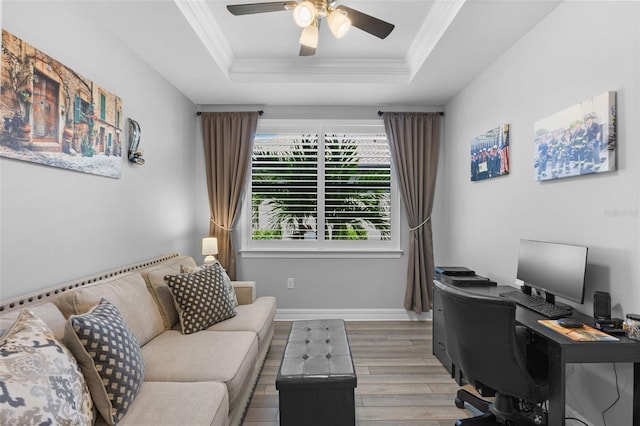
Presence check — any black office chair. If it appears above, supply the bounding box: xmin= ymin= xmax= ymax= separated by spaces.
xmin=434 ymin=280 xmax=550 ymax=425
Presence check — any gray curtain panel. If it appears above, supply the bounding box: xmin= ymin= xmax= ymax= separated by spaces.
xmin=201 ymin=112 xmax=259 ymax=279
xmin=383 ymin=112 xmax=441 ymax=314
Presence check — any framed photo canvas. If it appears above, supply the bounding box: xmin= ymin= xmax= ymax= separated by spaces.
xmin=471 ymin=124 xmax=510 ymax=182
xmin=533 ymin=91 xmax=616 ymax=182
xmin=1 ymin=30 xmax=123 ymax=178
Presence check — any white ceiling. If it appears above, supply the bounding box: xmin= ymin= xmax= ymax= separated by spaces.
xmin=84 ymin=0 xmax=560 ymax=107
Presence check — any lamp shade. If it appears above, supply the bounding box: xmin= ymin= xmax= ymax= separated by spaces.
xmin=300 ymin=22 xmax=319 ymax=48
xmin=327 ymin=10 xmax=351 ymax=39
xmin=293 ymin=1 xmax=316 ymax=27
xmin=202 ymin=237 xmax=218 ymax=256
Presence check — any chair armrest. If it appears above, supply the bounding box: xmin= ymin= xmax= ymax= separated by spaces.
xmin=232 ymin=281 xmax=256 ymax=305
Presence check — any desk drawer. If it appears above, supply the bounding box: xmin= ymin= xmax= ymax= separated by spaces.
xmin=433 ymin=326 xmax=452 ymax=371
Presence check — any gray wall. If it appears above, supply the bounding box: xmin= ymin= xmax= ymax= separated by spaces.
xmin=435 ymin=2 xmax=639 ymax=424
xmin=0 ymin=1 xmax=199 ymax=300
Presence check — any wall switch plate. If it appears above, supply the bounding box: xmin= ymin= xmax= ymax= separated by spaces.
xmin=287 ymin=278 xmax=295 ymax=289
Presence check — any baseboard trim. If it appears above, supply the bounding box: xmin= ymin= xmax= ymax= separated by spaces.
xmin=275 ymin=308 xmax=432 ymax=322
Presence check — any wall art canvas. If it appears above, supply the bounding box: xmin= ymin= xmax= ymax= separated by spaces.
xmin=470 ymin=124 xmax=510 ymax=181
xmin=1 ymin=30 xmax=123 ymax=178
xmin=534 ymin=91 xmax=616 ymax=182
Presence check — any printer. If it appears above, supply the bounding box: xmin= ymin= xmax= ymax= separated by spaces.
xmin=434 ymin=266 xmax=497 ymax=287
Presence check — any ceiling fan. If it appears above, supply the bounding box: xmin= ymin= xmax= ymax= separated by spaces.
xmin=226 ymin=1 xmax=395 ymax=56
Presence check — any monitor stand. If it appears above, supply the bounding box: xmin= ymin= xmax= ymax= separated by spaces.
xmin=522 ymin=285 xmax=572 ymax=310
xmin=544 ymin=292 xmax=572 ymax=311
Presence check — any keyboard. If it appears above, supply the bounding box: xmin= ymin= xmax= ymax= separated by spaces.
xmin=499 ymin=290 xmax=572 ymax=318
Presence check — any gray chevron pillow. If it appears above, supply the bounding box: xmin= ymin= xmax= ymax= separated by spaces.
xmin=180 ymin=261 xmax=238 ymax=307
xmin=166 ymin=263 xmax=236 ymax=334
xmin=66 ymin=299 xmax=145 ymax=425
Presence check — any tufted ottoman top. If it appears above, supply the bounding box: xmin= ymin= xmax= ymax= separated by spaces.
xmin=276 ymin=319 xmax=357 ymax=390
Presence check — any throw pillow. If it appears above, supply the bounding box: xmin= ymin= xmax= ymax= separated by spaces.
xmin=166 ymin=263 xmax=237 ymax=334
xmin=0 ymin=309 xmax=94 ymax=425
xmin=181 ymin=262 xmax=238 ymax=307
xmin=65 ymin=299 xmax=145 ymax=425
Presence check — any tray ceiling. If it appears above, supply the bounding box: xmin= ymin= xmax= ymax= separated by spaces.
xmin=78 ymin=0 xmax=560 ymax=106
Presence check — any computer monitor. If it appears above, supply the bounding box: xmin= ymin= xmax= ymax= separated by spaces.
xmin=516 ymin=239 xmax=588 ymax=305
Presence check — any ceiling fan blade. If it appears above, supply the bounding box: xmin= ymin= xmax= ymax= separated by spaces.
xmin=335 ymin=5 xmax=395 ymax=39
xmin=299 ymin=44 xmax=316 ymax=56
xmin=227 ymin=1 xmax=296 ymax=16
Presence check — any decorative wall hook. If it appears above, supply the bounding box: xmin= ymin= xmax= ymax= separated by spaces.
xmin=128 ymin=118 xmax=145 ymax=165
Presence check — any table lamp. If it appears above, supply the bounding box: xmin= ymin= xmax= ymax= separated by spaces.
xmin=202 ymin=237 xmax=218 ymax=265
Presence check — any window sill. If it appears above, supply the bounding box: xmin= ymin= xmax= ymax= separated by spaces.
xmin=239 ymin=248 xmax=403 ymax=259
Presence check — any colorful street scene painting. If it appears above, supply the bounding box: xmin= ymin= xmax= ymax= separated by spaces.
xmin=533 ymin=91 xmax=616 ymax=182
xmin=470 ymin=124 xmax=510 ymax=181
xmin=1 ymin=30 xmax=123 ymax=178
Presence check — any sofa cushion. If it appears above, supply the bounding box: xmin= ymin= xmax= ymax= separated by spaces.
xmin=206 ymin=296 xmax=277 ymax=346
xmin=66 ymin=299 xmax=145 ymax=425
xmin=182 ymin=262 xmax=238 ymax=307
xmin=94 ymin=381 xmax=229 ymax=426
xmin=165 ymin=265 xmax=237 ymax=334
xmin=141 ymin=330 xmax=258 ymax=411
xmin=0 ymin=310 xmax=94 ymax=425
xmin=0 ymin=302 xmax=67 ymax=341
xmin=141 ymin=256 xmax=197 ymax=329
xmin=58 ymin=273 xmax=165 ymax=346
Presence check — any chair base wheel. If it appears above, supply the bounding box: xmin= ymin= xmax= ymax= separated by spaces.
xmin=455 ymin=397 xmax=465 ymax=409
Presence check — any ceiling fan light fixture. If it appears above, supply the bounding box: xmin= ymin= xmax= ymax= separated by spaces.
xmin=293 ymin=1 xmax=316 ymax=27
xmin=327 ymin=9 xmax=351 ymax=39
xmin=299 ymin=21 xmax=319 ymax=48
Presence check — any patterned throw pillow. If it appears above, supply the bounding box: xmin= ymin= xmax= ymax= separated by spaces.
xmin=166 ymin=263 xmax=237 ymax=334
xmin=0 ymin=310 xmax=94 ymax=425
xmin=181 ymin=262 xmax=238 ymax=307
xmin=66 ymin=299 xmax=145 ymax=425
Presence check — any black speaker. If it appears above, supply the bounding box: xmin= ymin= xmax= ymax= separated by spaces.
xmin=593 ymin=291 xmax=611 ymax=320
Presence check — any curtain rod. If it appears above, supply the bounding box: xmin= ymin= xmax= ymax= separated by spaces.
xmin=196 ymin=110 xmax=264 ymax=116
xmin=377 ymin=111 xmax=444 ymax=117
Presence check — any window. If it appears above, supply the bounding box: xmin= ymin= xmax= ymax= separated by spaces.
xmin=74 ymin=95 xmax=81 ymax=123
xmin=74 ymin=95 xmax=91 ymax=124
xmin=99 ymin=93 xmax=106 ymax=121
xmin=242 ymin=121 xmax=399 ymax=256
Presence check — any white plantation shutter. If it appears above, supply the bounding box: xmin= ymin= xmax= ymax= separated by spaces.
xmin=324 ymin=133 xmax=391 ymax=241
xmin=251 ymin=134 xmax=319 ymax=240
xmin=246 ymin=123 xmax=396 ymax=251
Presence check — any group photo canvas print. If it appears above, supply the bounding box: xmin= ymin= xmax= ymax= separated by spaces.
xmin=470 ymin=124 xmax=510 ymax=182
xmin=1 ymin=30 xmax=123 ymax=178
xmin=533 ymin=91 xmax=616 ymax=182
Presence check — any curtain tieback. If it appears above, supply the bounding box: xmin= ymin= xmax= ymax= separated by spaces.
xmin=409 ymin=216 xmax=431 ymax=232
xmin=210 ymin=218 xmax=233 ymax=232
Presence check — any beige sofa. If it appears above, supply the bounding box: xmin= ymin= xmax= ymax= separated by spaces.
xmin=0 ymin=253 xmax=276 ymax=426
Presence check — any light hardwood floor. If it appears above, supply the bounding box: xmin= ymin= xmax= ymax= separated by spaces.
xmin=243 ymin=321 xmax=471 ymax=426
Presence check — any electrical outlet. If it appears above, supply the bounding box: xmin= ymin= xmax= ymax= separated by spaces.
xmin=287 ymin=278 xmax=295 ymax=289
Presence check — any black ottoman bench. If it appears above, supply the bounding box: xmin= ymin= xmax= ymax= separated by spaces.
xmin=276 ymin=319 xmax=357 ymax=426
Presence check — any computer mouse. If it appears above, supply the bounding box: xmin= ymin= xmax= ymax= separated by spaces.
xmin=557 ymin=318 xmax=583 ymax=328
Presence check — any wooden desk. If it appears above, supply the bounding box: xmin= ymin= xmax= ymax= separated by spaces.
xmin=433 ymin=281 xmax=640 ymax=425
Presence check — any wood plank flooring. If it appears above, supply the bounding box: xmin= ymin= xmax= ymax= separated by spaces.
xmin=243 ymin=321 xmax=472 ymax=426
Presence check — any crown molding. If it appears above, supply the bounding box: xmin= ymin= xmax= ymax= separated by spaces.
xmin=174 ymin=0 xmax=235 ymax=79
xmin=406 ymin=0 xmax=467 ymax=80
xmin=230 ymin=58 xmax=410 ymax=83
